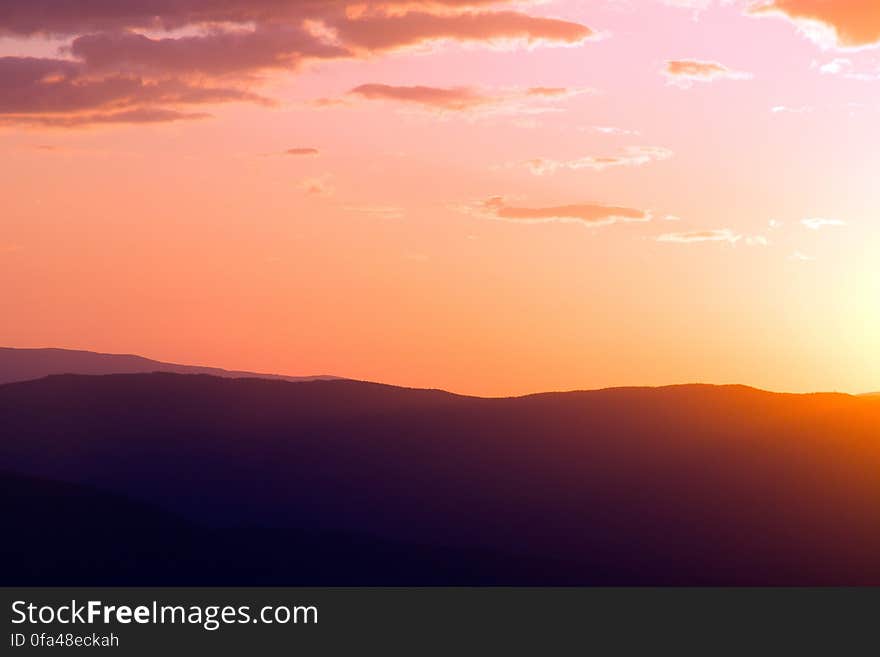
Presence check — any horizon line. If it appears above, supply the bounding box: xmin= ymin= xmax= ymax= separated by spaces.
xmin=3 ymin=345 xmax=878 ymax=400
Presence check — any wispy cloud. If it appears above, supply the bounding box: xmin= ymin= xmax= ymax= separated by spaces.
xmin=286 ymin=148 xmax=320 ymax=156
xmin=664 ymin=59 xmax=753 ymax=87
xmin=470 ymin=196 xmax=652 ymax=226
xmin=344 ymin=205 xmax=405 ymax=220
xmin=771 ymin=105 xmax=813 ymax=113
xmin=509 ymin=146 xmax=673 ymax=175
xmin=656 ymin=224 xmax=773 ymax=245
xmin=299 ymin=175 xmax=334 ymax=196
xmin=656 ymin=229 xmax=742 ymax=243
xmin=586 ymin=125 xmax=641 ymax=136
xmin=345 ymin=83 xmax=592 ymax=117
xmin=350 ymin=84 xmax=493 ymax=110
xmin=525 ymin=87 xmax=577 ymax=98
xmin=801 ymin=217 xmax=846 ymax=230
xmin=816 ymin=57 xmax=880 ymax=80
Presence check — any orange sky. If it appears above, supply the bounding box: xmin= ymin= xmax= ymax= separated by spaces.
xmin=1 ymin=1 xmax=879 ymax=396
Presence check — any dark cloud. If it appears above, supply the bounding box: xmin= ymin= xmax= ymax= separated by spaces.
xmin=0 ymin=1 xmax=328 ymax=36
xmin=0 ymin=56 xmax=264 ymax=125
xmin=0 ymin=1 xmax=571 ymax=36
xmin=0 ymin=1 xmax=595 ymax=127
xmin=70 ymin=26 xmax=351 ymax=76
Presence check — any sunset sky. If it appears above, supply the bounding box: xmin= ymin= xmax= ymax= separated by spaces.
xmin=2 ymin=0 xmax=879 ymax=396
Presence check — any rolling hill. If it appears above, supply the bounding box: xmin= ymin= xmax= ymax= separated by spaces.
xmin=2 ymin=373 xmax=879 ymax=585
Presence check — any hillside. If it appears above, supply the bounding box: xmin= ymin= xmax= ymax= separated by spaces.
xmin=2 ymin=373 xmax=879 ymax=585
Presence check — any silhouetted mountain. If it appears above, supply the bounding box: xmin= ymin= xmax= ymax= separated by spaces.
xmin=2 ymin=373 xmax=879 ymax=585
xmin=0 ymin=347 xmax=337 ymax=385
xmin=0 ymin=471 xmax=554 ymax=585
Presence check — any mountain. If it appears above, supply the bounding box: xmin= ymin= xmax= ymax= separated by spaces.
xmin=2 ymin=373 xmax=879 ymax=585
xmin=0 ymin=347 xmax=337 ymax=385
xmin=0 ymin=471 xmax=548 ymax=585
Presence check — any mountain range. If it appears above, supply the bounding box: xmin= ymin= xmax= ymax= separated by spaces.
xmin=0 ymin=347 xmax=337 ymax=386
xmin=1 ymin=348 xmax=879 ymax=585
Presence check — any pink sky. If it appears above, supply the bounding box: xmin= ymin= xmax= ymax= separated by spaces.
xmin=2 ymin=1 xmax=879 ymax=395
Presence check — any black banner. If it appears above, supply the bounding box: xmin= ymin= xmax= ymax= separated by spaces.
xmin=2 ymin=588 xmax=877 ymax=654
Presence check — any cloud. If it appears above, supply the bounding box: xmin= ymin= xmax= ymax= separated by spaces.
xmin=0 ymin=2 xmax=522 ymax=36
xmin=588 ymin=125 xmax=641 ymax=136
xmin=309 ymin=97 xmax=352 ymax=108
xmin=656 ymin=226 xmax=772 ymax=245
xmin=475 ymin=196 xmax=652 ymax=226
xmin=664 ymin=59 xmax=753 ymax=87
xmin=771 ymin=105 xmax=813 ymax=113
xmin=0 ymin=56 xmax=262 ymax=126
xmin=789 ymin=251 xmax=815 ymax=261
xmin=0 ymin=1 xmax=596 ymax=127
xmin=657 ymin=229 xmax=742 ymax=243
xmin=69 ymin=26 xmax=351 ymax=76
xmin=66 ymin=11 xmax=583 ymax=81
xmin=350 ymin=83 xmax=492 ymax=109
xmin=0 ymin=0 xmax=305 ymax=35
xmin=299 ymin=175 xmax=334 ymax=196
xmin=2 ymin=108 xmax=211 ymax=127
xmin=819 ymin=57 xmax=853 ymax=73
xmin=801 ymin=217 xmax=846 ymax=230
xmin=331 ymin=10 xmax=594 ymax=52
xmin=750 ymin=0 xmax=880 ymax=49
xmin=525 ymin=87 xmax=572 ymax=97
xmin=345 ymin=83 xmax=590 ymax=117
xmin=286 ymin=147 xmax=320 ymax=156
xmin=815 ymin=57 xmax=880 ymax=80
xmin=662 ymin=0 xmax=714 ymax=8
xmin=344 ymin=205 xmax=405 ymax=220
xmin=514 ymin=146 xmax=673 ymax=175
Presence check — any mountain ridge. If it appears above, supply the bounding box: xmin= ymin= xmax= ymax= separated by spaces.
xmin=0 ymin=346 xmax=338 ymax=386
xmin=2 ymin=346 xmax=874 ymax=399
xmin=2 ymin=371 xmax=879 ymax=585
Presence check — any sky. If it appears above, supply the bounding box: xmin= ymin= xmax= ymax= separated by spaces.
xmin=1 ymin=0 xmax=879 ymax=396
